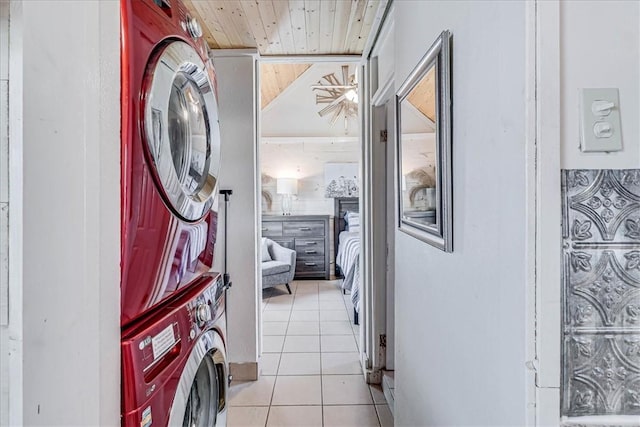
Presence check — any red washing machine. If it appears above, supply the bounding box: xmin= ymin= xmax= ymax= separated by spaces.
xmin=122 ymin=273 xmax=228 ymax=427
xmin=120 ymin=0 xmax=222 ymax=327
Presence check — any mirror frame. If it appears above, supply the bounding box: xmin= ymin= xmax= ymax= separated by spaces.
xmin=395 ymin=30 xmax=452 ymax=252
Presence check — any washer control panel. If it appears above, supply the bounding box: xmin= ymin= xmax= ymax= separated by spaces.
xmin=187 ymin=275 xmax=224 ymax=333
xmin=196 ymin=303 xmax=212 ymax=325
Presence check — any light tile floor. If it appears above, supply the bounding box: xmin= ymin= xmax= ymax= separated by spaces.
xmin=228 ymin=280 xmax=393 ymax=427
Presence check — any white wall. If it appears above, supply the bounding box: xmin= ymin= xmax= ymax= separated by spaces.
xmin=560 ymin=0 xmax=640 ymax=169
xmin=10 ymin=1 xmax=120 ymax=425
xmin=0 ymin=2 xmax=13 ymax=425
xmin=260 ymin=138 xmax=360 ymax=216
xmin=260 ymin=61 xmax=362 ymax=217
xmin=212 ymin=52 xmax=261 ymax=372
xmin=536 ymin=1 xmax=640 ymax=424
xmin=392 ymin=2 xmax=528 ymax=425
xmin=262 ymin=62 xmax=360 ymax=138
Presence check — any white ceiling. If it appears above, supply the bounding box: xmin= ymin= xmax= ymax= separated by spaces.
xmin=261 ymin=62 xmax=361 ymax=138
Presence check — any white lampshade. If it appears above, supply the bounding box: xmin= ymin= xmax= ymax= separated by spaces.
xmin=277 ymin=178 xmax=298 ymax=195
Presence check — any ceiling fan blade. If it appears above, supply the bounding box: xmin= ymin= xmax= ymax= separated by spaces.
xmin=327 ymin=93 xmax=346 ymax=107
xmin=313 ymin=88 xmax=340 ymax=99
xmin=318 ymin=105 xmax=338 ymax=117
xmin=319 ymin=103 xmax=340 ymax=117
xmin=312 ymin=83 xmax=342 ymax=97
xmin=319 ymin=73 xmax=332 ymax=83
xmin=319 ymin=92 xmax=348 ymax=115
xmin=316 ymin=95 xmax=338 ymax=104
xmin=313 ymin=66 xmax=359 ymax=127
xmin=330 ymin=104 xmax=345 ymax=125
xmin=323 ymin=73 xmax=339 ymax=86
xmin=311 ymin=84 xmax=356 ymax=90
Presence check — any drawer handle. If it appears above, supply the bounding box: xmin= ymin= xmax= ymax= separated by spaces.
xmin=305 ymin=241 xmax=317 ymax=245
xmin=261 ymin=228 xmax=267 ymax=232
xmin=299 ymin=227 xmax=311 ymax=231
xmin=305 ymin=250 xmax=317 ymax=254
xmin=304 ymin=262 xmax=317 ymax=266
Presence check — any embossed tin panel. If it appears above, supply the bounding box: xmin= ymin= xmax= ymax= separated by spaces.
xmin=562 ymin=169 xmax=640 ymax=418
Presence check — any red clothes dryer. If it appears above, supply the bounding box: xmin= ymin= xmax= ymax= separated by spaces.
xmin=120 ymin=0 xmax=222 ymax=327
xmin=122 ymin=273 xmax=228 ymax=427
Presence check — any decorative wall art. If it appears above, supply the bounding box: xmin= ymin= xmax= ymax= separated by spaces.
xmin=324 ymin=163 xmax=359 ymax=198
xmin=561 ymin=169 xmax=640 ymax=419
xmin=396 ymin=30 xmax=452 ymax=252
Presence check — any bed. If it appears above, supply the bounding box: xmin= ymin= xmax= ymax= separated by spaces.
xmin=334 ymin=197 xmax=360 ymax=324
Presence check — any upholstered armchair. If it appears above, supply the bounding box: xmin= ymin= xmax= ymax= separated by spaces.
xmin=261 ymin=238 xmax=296 ymax=294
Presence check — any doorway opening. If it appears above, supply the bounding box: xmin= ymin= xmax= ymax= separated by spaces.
xmin=256 ymin=56 xmax=375 ymax=397
xmin=232 ymin=53 xmax=396 ymax=424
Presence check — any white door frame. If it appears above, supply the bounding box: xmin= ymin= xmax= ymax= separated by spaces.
xmin=255 ymin=0 xmax=393 ymax=384
xmin=360 ymin=60 xmax=393 ymax=382
xmin=255 ymin=54 xmax=363 ymax=362
xmin=370 ymin=78 xmax=396 ymax=372
xmin=359 ymin=2 xmax=395 ymax=382
xmin=525 ymin=1 xmax=562 ymax=425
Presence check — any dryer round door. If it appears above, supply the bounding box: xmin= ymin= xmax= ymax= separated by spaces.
xmin=168 ymin=330 xmax=228 ymax=427
xmin=143 ymin=40 xmax=221 ymax=222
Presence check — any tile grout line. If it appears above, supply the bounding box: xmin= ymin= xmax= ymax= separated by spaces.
xmin=259 ymin=279 xmax=375 ymax=426
xmin=263 ymin=298 xmax=290 ymax=427
xmin=374 ymin=404 xmax=384 ymax=427
xmin=263 ymin=376 xmax=275 ymax=427
xmin=368 ymin=383 xmax=382 ymax=427
xmin=316 ymin=282 xmax=325 ymax=427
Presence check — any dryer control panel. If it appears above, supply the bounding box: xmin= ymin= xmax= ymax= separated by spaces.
xmin=186 ymin=274 xmax=225 ymax=332
xmin=121 ymin=273 xmax=222 ymax=413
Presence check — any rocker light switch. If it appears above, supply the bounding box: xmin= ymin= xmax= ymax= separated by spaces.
xmin=580 ymin=88 xmax=623 ymax=153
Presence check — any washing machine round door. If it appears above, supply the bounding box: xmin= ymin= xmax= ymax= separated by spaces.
xmin=168 ymin=330 xmax=227 ymax=427
xmin=143 ymin=40 xmax=221 ymax=222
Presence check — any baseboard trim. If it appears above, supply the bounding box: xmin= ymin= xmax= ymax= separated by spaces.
xmin=229 ymin=362 xmax=258 ymax=381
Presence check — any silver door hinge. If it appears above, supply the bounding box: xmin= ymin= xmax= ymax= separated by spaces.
xmin=380 ymin=130 xmax=388 ymax=143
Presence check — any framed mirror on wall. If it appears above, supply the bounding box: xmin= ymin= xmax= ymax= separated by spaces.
xmin=396 ymin=30 xmax=452 ymax=252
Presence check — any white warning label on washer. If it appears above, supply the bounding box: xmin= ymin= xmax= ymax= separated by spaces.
xmin=151 ymin=324 xmax=176 ymax=360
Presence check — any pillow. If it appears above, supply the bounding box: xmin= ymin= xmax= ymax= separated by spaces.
xmin=261 ymin=238 xmax=272 ymax=262
xmin=345 ymin=212 xmax=360 ymax=229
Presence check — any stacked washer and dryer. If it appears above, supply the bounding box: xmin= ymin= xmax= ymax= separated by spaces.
xmin=120 ymin=0 xmax=228 ymax=426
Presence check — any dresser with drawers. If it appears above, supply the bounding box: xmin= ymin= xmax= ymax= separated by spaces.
xmin=262 ymin=215 xmax=330 ymax=280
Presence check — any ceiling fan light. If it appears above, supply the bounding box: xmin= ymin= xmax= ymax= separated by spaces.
xmin=312 ymin=65 xmax=359 ymax=131
xmin=344 ymin=89 xmax=358 ymax=103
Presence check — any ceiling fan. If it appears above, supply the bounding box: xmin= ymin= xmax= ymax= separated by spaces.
xmin=311 ymin=65 xmax=358 ymax=133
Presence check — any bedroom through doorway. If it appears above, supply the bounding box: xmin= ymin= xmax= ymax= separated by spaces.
xmin=249 ymin=58 xmax=385 ymax=420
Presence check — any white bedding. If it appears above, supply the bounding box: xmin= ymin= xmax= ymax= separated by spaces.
xmin=336 ymin=231 xmax=361 ymax=313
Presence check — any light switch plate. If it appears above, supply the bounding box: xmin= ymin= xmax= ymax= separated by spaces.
xmin=579 ymin=88 xmax=623 ymax=153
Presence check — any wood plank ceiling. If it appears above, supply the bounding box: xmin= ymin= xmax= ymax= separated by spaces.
xmin=183 ymin=0 xmax=382 ymax=55
xmin=407 ymin=66 xmax=436 ymax=122
xmin=260 ymin=63 xmax=311 ymax=109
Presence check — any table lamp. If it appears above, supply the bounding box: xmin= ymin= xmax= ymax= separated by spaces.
xmin=276 ymin=178 xmax=298 ymax=215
